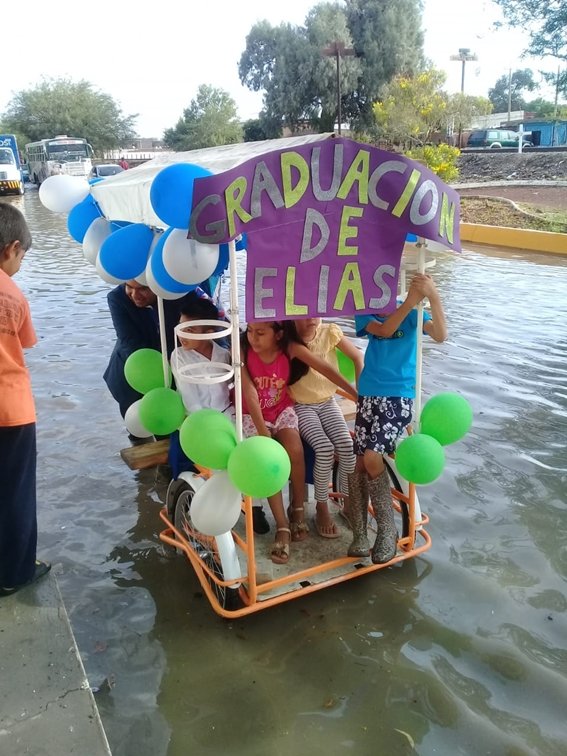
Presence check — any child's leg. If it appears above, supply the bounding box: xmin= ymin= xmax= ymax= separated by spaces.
xmin=364 ymin=397 xmax=412 ymax=564
xmin=274 ymin=426 xmax=308 ymax=540
xmin=319 ymin=398 xmax=356 ymax=521
xmin=296 ymin=402 xmax=337 ymax=537
xmin=347 ymin=455 xmax=370 ymax=556
xmin=266 ymin=491 xmax=291 ymax=564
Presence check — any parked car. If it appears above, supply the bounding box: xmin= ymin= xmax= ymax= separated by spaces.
xmin=467 ymin=129 xmax=532 ymax=149
xmin=89 ymin=163 xmax=125 ymax=179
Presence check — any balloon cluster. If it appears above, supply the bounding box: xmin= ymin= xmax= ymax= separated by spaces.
xmin=178 ymin=409 xmax=291 ymax=536
xmin=395 ymin=392 xmax=473 ymax=485
xmin=37 ymin=165 xmax=234 ymax=296
xmin=123 ymin=348 xmax=183 ymax=437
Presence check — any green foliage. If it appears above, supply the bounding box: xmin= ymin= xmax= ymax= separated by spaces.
xmin=373 ymin=69 xmax=448 ymax=146
xmin=238 ymin=0 xmax=424 ymax=134
xmin=488 ymin=69 xmax=537 ymax=112
xmin=0 ymin=78 xmax=137 ymax=153
xmin=446 ymin=93 xmax=492 ymax=135
xmin=406 ymin=144 xmax=460 ymax=183
xmin=494 ymin=0 xmax=567 ymax=94
xmin=344 ymin=0 xmax=424 ymax=129
xmin=163 ymin=85 xmax=243 ymax=151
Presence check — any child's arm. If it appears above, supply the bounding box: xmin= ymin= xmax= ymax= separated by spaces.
xmin=363 ymin=286 xmax=421 ymax=339
xmin=336 ymin=336 xmax=364 ymax=385
xmin=288 ymin=342 xmax=358 ymax=401
xmin=241 ymin=365 xmax=271 ymax=437
xmin=419 ymin=276 xmax=448 ymax=343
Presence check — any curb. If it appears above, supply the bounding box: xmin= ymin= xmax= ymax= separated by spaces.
xmin=460 ymin=222 xmax=567 ymax=255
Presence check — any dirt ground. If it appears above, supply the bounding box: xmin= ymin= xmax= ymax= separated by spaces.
xmin=455 ymin=152 xmax=567 ymax=229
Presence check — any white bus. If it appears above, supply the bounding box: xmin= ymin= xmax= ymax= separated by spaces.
xmin=25 ymin=135 xmax=94 ymax=184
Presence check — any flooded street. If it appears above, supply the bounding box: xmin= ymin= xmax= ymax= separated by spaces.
xmin=8 ymin=190 xmax=567 ymax=755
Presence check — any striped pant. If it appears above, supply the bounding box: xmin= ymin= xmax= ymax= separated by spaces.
xmin=295 ymin=397 xmax=355 ymax=503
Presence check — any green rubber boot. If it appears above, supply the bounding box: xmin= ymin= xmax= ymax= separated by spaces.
xmin=347 ymin=470 xmax=370 ymax=557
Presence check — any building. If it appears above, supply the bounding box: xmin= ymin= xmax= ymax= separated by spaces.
xmin=518 ymin=119 xmax=567 ymax=147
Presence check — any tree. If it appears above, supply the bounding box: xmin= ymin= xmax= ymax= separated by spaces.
xmin=494 ymin=0 xmax=567 ymax=97
xmin=345 ymin=0 xmax=424 ymax=129
xmin=446 ymin=93 xmax=492 ymax=134
xmin=373 ymin=69 xmax=448 ymax=147
xmin=163 ymin=85 xmax=243 ymax=151
xmin=239 ymin=21 xmax=316 ymax=134
xmin=1 ymin=78 xmax=137 ymax=153
xmin=488 ymin=69 xmax=537 ymax=113
xmin=238 ymin=0 xmax=424 ymax=134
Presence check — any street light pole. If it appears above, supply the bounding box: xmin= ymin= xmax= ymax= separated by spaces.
xmin=322 ymin=41 xmax=355 ymax=135
xmin=450 ymin=48 xmax=478 ymax=146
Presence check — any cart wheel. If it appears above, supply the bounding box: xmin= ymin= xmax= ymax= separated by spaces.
xmin=170 ymin=480 xmax=241 ymax=611
xmin=383 ymin=458 xmax=410 ymax=540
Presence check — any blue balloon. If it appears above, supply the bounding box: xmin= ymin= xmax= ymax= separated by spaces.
xmin=406 ymin=233 xmax=418 ymax=243
xmin=150 ymin=229 xmax=196 ymax=294
xmin=149 ymin=163 xmax=213 ymax=229
xmin=213 ymin=243 xmax=230 ymax=277
xmin=67 ymin=195 xmax=102 ymax=243
xmin=235 ymin=233 xmax=247 ymax=251
xmin=99 ymin=223 xmax=154 ymax=281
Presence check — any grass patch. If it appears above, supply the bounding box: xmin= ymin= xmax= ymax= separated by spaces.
xmin=460 ymin=197 xmax=567 ymax=234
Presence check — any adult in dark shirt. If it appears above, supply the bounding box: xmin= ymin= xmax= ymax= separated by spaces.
xmin=103 ymin=280 xmax=215 ymax=424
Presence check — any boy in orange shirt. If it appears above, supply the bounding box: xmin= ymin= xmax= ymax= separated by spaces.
xmin=0 ymin=202 xmax=50 ymax=597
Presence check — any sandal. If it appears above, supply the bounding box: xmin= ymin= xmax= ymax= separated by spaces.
xmin=271 ymin=528 xmax=291 ymax=565
xmin=314 ymin=511 xmax=340 ymax=539
xmin=287 ymin=505 xmax=309 ymax=542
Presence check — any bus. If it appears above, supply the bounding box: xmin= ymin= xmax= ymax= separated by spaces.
xmin=25 ymin=135 xmax=94 ymax=185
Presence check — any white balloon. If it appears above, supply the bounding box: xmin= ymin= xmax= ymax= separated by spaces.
xmin=162 ymin=230 xmax=219 ymax=285
xmin=39 ymin=175 xmax=90 ymax=214
xmin=95 ymin=252 xmax=125 ymax=284
xmin=190 ymin=471 xmax=242 ymax=536
xmin=83 ymin=218 xmax=112 ymax=265
xmin=124 ymin=399 xmax=153 ymax=439
xmin=145 ymin=254 xmax=188 ymax=300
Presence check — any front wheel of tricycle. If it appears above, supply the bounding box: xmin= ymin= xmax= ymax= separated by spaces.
xmin=168 ymin=478 xmax=241 ymax=612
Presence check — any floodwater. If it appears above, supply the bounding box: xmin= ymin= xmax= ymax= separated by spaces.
xmin=7 ymin=190 xmax=567 ymax=755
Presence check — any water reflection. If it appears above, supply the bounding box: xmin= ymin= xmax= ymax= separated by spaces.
xmin=7 ymin=191 xmax=567 ymax=755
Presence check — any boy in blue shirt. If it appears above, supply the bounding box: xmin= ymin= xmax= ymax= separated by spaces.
xmin=348 ymin=273 xmax=447 ymax=564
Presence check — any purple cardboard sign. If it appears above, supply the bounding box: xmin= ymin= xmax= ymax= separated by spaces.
xmin=189 ymin=138 xmax=460 ymax=321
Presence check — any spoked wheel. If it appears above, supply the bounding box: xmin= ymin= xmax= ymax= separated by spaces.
xmin=169 ymin=479 xmax=241 ymax=611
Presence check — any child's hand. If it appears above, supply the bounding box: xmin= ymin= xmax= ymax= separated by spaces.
xmin=409 ymin=274 xmax=437 ymax=301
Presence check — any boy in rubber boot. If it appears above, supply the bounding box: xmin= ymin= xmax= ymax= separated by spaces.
xmin=347 ymin=274 xmax=448 ymax=564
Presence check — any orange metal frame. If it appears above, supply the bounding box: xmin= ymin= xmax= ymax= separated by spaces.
xmin=159 ymin=473 xmax=431 ymax=619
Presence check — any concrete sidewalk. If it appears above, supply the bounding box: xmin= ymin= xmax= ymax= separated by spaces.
xmin=0 ymin=572 xmax=111 ymax=755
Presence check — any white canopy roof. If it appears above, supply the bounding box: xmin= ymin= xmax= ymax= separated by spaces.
xmin=91 ymin=133 xmax=334 ymax=229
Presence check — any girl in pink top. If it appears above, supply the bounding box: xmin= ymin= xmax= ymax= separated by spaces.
xmin=242 ymin=321 xmax=357 ymax=565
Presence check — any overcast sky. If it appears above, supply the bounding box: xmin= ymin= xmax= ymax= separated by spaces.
xmin=2 ymin=0 xmax=554 ymax=139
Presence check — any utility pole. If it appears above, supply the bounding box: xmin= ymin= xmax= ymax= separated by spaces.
xmin=450 ymin=48 xmax=478 ymax=146
xmin=322 ymin=41 xmax=355 ymax=135
xmin=507 ymin=68 xmax=512 ymax=123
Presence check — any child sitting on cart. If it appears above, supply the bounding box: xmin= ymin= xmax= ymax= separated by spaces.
xmin=169 ymin=293 xmax=271 ymax=535
xmin=348 ymin=273 xmax=447 ymax=564
xmin=287 ymin=319 xmax=363 ymax=539
xmin=241 ymin=320 xmax=358 ymax=565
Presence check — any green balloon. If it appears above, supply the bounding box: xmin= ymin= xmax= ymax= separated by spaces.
xmin=124 ymin=348 xmax=169 ymax=395
xmin=420 ymin=392 xmax=473 ymax=446
xmin=138 ymin=387 xmax=185 ymax=436
xmin=228 ymin=436 xmax=291 ymax=498
xmin=336 ymin=348 xmax=355 ymax=383
xmin=180 ymin=413 xmax=237 ymax=470
xmin=395 ymin=433 xmax=445 ymax=485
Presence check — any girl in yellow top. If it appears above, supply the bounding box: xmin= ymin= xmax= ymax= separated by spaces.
xmin=287 ymin=319 xmax=363 ymax=538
